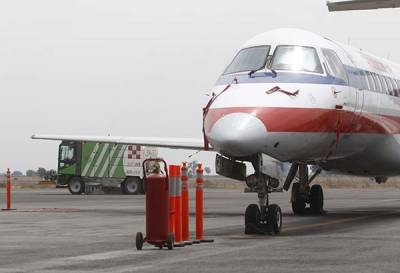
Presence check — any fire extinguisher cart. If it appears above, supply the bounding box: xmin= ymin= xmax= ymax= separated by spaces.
xmin=136 ymin=158 xmax=174 ymax=250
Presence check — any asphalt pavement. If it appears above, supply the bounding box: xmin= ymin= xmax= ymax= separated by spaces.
xmin=1 ymin=188 xmax=400 ymax=273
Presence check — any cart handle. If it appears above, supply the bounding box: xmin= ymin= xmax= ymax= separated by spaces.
xmin=142 ymin=158 xmax=169 ymax=191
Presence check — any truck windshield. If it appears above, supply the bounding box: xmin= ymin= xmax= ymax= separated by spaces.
xmin=60 ymin=145 xmax=75 ymax=162
xmin=223 ymin=46 xmax=270 ymax=75
xmin=271 ymin=45 xmax=323 ymax=74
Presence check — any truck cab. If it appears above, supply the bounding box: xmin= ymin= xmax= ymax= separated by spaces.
xmin=57 ymin=141 xmax=82 ymax=193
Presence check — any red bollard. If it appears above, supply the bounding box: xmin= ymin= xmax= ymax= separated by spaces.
xmin=6 ymin=168 xmax=11 ymax=210
xmin=194 ymin=163 xmax=204 ymax=243
xmin=169 ymin=165 xmax=184 ymax=247
xmin=194 ymin=163 xmax=214 ymax=244
xmin=173 ymin=165 xmax=184 ymax=247
xmin=168 ymin=165 xmax=176 ymax=238
xmin=2 ymin=168 xmax=13 ymax=211
xmin=181 ymin=162 xmax=192 ymax=245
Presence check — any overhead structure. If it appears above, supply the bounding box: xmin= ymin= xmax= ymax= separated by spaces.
xmin=327 ymin=0 xmax=400 ymax=11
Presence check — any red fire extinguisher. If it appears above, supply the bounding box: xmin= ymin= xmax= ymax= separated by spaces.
xmin=136 ymin=158 xmax=174 ymax=250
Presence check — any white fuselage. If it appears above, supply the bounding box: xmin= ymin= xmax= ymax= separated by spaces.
xmin=204 ymin=28 xmax=400 ymax=177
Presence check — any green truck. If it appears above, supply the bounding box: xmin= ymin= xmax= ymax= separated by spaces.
xmin=57 ymin=141 xmax=158 ymax=195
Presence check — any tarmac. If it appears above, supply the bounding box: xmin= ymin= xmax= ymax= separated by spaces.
xmin=1 ymin=188 xmax=400 ymax=273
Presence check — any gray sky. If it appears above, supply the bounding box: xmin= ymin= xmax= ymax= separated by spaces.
xmin=1 ymin=0 xmax=400 ymax=173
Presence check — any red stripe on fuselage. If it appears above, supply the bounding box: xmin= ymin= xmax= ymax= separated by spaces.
xmin=204 ymin=107 xmax=400 ymax=135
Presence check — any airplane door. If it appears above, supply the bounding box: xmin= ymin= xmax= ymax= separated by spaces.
xmin=347 ymin=86 xmax=364 ymax=129
xmin=348 ymin=69 xmax=365 ymax=126
xmin=321 ymin=48 xmax=363 ymax=128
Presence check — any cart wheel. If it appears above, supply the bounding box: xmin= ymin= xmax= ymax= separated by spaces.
xmin=166 ymin=234 xmax=174 ymax=250
xmin=158 ymin=245 xmax=163 ymax=250
xmin=136 ymin=232 xmax=144 ymax=250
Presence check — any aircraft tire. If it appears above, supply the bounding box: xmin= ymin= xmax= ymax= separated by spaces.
xmin=245 ymin=204 xmax=260 ymax=234
xmin=291 ymin=183 xmax=306 ymax=214
xmin=310 ymin=184 xmax=324 ymax=214
xmin=267 ymin=204 xmax=282 ymax=234
xmin=68 ymin=177 xmax=84 ymax=195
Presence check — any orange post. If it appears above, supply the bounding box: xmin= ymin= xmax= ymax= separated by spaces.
xmin=173 ymin=165 xmax=183 ymax=247
xmin=194 ymin=163 xmax=214 ymax=244
xmin=195 ymin=163 xmax=204 ymax=242
xmin=181 ymin=162 xmax=191 ymax=245
xmin=2 ymin=168 xmax=13 ymax=211
xmin=6 ymin=168 xmax=11 ymax=210
xmin=168 ymin=165 xmax=176 ymax=238
xmin=168 ymin=165 xmax=184 ymax=247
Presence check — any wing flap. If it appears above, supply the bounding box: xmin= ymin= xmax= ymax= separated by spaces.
xmin=31 ymin=134 xmax=209 ymax=151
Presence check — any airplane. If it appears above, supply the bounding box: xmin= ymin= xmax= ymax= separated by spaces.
xmin=32 ymin=27 xmax=400 ymax=235
xmin=327 ymin=0 xmax=400 ymax=11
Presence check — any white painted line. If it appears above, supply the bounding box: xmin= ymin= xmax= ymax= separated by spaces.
xmin=0 ymin=249 xmax=148 ymax=273
xmin=65 ymin=249 xmax=139 ymax=261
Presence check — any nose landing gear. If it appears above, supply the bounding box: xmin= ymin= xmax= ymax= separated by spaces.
xmin=245 ymin=155 xmax=282 ymax=235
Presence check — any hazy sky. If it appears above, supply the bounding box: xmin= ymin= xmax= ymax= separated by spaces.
xmin=1 ymin=0 xmax=400 ymax=173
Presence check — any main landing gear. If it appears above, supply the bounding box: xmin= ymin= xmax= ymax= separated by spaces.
xmin=288 ymin=164 xmax=324 ymax=215
xmin=245 ymin=155 xmax=282 ymax=235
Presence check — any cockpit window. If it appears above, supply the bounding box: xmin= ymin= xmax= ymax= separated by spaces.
xmin=321 ymin=48 xmax=348 ymax=83
xmin=223 ymin=46 xmax=270 ymax=75
xmin=271 ymin=45 xmax=323 ymax=74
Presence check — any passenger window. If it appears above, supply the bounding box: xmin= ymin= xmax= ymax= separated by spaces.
xmin=397 ymin=80 xmax=400 ymax=96
xmin=366 ymin=72 xmax=376 ymax=91
xmin=379 ymin=76 xmax=388 ymax=94
xmin=360 ymin=71 xmax=369 ymax=90
xmin=372 ymin=74 xmax=382 ymax=93
xmin=386 ymin=78 xmax=394 ymax=96
xmin=393 ymin=80 xmax=399 ymax=97
xmin=321 ymin=48 xmax=348 ymax=83
xmin=271 ymin=45 xmax=323 ymax=73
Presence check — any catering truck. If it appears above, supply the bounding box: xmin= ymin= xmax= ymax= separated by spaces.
xmin=57 ymin=141 xmax=158 ymax=195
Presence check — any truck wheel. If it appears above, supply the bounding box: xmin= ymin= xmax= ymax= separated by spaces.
xmin=68 ymin=177 xmax=84 ymax=195
xmin=122 ymin=177 xmax=142 ymax=195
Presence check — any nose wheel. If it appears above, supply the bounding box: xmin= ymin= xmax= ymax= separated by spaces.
xmin=245 ymin=203 xmax=282 ymax=235
xmin=267 ymin=204 xmax=282 ymax=234
xmin=245 ymin=154 xmax=282 ymax=235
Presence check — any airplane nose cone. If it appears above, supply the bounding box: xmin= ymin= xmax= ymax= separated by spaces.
xmin=208 ymin=113 xmax=267 ymax=157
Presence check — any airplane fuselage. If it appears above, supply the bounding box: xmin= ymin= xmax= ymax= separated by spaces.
xmin=204 ymin=28 xmax=400 ymax=177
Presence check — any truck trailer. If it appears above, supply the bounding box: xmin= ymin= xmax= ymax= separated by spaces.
xmin=57 ymin=141 xmax=158 ymax=194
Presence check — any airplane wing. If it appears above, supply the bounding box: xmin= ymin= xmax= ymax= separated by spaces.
xmin=327 ymin=0 xmax=400 ymax=11
xmin=31 ymin=134 xmax=209 ymax=151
